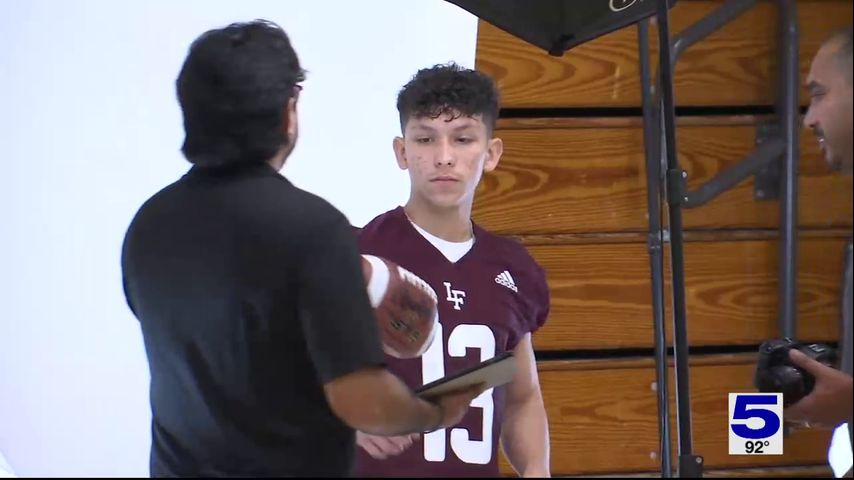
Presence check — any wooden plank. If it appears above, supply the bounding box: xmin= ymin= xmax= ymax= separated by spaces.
xmin=473 ymin=121 xmax=853 ymax=235
xmin=476 ymin=0 xmax=853 ymax=108
xmin=496 ymin=115 xmax=770 ymax=130
xmin=698 ymin=465 xmax=834 ymax=477
xmin=526 ymin=464 xmax=834 ymax=477
xmin=511 ymin=228 xmax=852 ymax=246
xmin=529 ymin=238 xmax=845 ymax=351
xmin=498 ymin=355 xmax=834 ymax=475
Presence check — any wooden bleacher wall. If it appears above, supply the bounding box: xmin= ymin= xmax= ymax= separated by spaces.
xmin=471 ymin=0 xmax=854 ymax=476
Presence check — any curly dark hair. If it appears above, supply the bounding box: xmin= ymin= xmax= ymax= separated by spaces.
xmin=176 ymin=20 xmax=306 ymax=167
xmin=396 ymin=63 xmax=500 ymax=135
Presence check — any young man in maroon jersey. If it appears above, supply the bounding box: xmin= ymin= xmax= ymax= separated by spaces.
xmin=354 ymin=63 xmax=551 ymax=478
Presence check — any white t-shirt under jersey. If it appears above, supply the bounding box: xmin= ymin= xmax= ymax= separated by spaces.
xmin=409 ymin=220 xmax=474 ymax=263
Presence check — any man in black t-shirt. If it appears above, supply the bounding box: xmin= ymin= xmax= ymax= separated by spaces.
xmin=121 ymin=20 xmax=481 ymax=477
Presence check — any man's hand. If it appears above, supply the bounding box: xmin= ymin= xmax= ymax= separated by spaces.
xmin=784 ymin=349 xmax=854 ymax=428
xmin=355 ymin=383 xmax=483 ymax=460
xmin=433 ymin=383 xmax=486 ymax=429
xmin=356 ymin=431 xmax=420 ymax=460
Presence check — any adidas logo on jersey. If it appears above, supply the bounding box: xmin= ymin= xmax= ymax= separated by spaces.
xmin=495 ymin=270 xmax=518 ymax=293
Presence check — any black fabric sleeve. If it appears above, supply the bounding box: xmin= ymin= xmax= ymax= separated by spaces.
xmin=120 ymin=221 xmax=139 ymax=319
xmin=298 ymin=211 xmax=386 ymax=384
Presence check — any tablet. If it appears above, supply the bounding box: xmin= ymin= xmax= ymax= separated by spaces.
xmin=414 ymin=352 xmax=517 ymax=400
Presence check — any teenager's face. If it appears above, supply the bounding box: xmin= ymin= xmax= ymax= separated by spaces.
xmin=394 ymin=112 xmax=503 ymax=209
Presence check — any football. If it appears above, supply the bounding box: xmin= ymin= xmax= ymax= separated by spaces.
xmin=361 ymin=254 xmax=439 ymax=359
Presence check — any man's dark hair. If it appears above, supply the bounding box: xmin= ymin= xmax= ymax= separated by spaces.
xmin=176 ymin=20 xmax=306 ymax=167
xmin=396 ymin=63 xmax=500 ymax=135
xmin=829 ymin=26 xmax=852 ymax=83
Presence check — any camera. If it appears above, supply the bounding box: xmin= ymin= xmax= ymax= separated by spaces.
xmin=754 ymin=337 xmax=838 ymax=407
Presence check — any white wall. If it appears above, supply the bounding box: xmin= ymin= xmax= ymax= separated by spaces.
xmin=0 ymin=1 xmax=477 ymax=476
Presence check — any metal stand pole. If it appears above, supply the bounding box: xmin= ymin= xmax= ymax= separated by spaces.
xmin=655 ymin=0 xmax=703 ymax=475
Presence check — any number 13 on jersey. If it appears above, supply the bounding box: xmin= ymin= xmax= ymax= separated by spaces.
xmin=422 ymin=322 xmax=496 ymax=465
xmin=728 ymin=393 xmax=783 ymax=455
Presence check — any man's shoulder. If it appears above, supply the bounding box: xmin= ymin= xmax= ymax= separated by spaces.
xmin=128 ymin=174 xmax=354 ymax=254
xmin=475 ymin=227 xmax=543 ymax=273
xmin=124 ymin=177 xmax=187 ymax=233
xmin=288 ymin=185 xmax=347 ymax=221
xmin=355 ymin=207 xmax=407 ymax=242
xmin=357 ymin=207 xmax=403 ymax=230
xmin=473 ymin=226 xmax=550 ymax=307
xmin=248 ymin=179 xmax=353 ymax=236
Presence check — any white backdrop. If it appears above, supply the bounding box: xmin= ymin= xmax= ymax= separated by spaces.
xmin=0 ymin=0 xmax=477 ymax=476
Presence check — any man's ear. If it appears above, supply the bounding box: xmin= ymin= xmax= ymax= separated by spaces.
xmin=393 ymin=136 xmax=408 ymax=170
xmin=483 ymin=136 xmax=503 ymax=172
xmin=285 ymin=97 xmax=297 ymax=141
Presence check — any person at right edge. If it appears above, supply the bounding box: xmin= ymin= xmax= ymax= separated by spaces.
xmin=786 ymin=25 xmax=853 ymax=478
xmin=121 ymin=21 xmax=482 ymax=477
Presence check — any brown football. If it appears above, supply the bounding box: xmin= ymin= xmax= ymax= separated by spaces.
xmin=361 ymin=254 xmax=439 ymax=359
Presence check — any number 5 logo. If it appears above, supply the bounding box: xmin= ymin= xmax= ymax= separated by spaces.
xmin=730 ymin=394 xmax=781 ymax=439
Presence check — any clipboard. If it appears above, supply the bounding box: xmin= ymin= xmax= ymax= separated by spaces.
xmin=414 ymin=352 xmax=517 ymax=400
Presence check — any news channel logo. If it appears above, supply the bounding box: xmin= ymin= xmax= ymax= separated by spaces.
xmin=728 ymin=393 xmax=783 ymax=455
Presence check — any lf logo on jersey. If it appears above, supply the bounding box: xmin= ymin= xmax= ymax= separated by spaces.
xmin=443 ymin=282 xmax=466 ymax=311
xmin=728 ymin=393 xmax=783 ymax=455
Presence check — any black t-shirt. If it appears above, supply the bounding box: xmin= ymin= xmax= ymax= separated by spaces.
xmin=121 ymin=163 xmax=385 ymax=477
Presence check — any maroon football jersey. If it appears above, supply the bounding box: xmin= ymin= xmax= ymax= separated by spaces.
xmin=353 ymin=207 xmax=550 ymax=478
